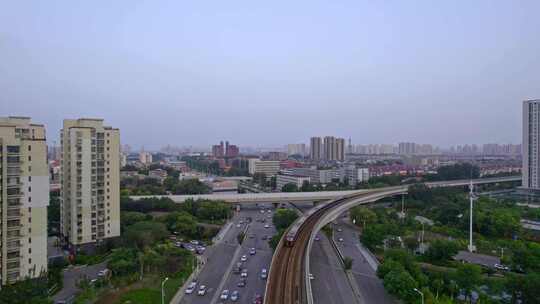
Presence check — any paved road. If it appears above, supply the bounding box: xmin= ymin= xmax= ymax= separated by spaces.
xmin=310 ymin=232 xmax=359 ymax=304
xmin=334 ymin=217 xmax=395 ymax=304
xmin=181 ymin=205 xmax=271 ymax=304
xmin=218 ymin=205 xmax=276 ymax=304
xmin=53 ymin=261 xmax=108 ymax=303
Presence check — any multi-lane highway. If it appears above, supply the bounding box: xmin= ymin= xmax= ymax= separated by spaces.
xmin=218 ymin=206 xmax=276 ymax=304
xmin=309 ymin=232 xmax=359 ymax=304
xmin=333 ymin=217 xmax=395 ymax=304
xmin=179 ymin=204 xmax=275 ymax=304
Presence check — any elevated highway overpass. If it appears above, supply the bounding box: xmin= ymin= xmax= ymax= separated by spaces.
xmin=264 ymin=176 xmax=521 ymax=304
xmin=130 ymin=176 xmax=520 ymax=204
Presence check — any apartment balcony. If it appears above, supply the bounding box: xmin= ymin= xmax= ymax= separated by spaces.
xmin=6 ymin=182 xmax=22 ymax=189
xmin=6 ymin=168 xmax=21 ymax=176
xmin=6 ymin=211 xmax=21 ymax=220
xmin=7 ymin=224 xmax=22 ymax=232
xmin=7 ymin=191 xmax=23 ymax=198
xmin=6 ymin=233 xmax=23 ymax=240
xmin=7 ymin=245 xmax=21 ymax=253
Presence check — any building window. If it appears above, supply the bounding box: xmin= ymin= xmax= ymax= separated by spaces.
xmin=28 ymin=187 xmax=31 ymax=192
xmin=28 ymin=176 xmax=31 ymax=182
xmin=29 ymin=217 xmax=31 ymax=223
xmin=28 ymin=197 xmax=32 ymax=202
xmin=28 ymin=238 xmax=31 ymax=243
xmin=28 ymin=145 xmax=31 ymax=151
xmin=28 ymin=259 xmax=32 ymax=264
xmin=28 ymin=155 xmax=31 ymax=161
xmin=28 ymin=207 xmax=31 ymax=212
xmin=28 ymin=248 xmax=32 ymax=254
xmin=28 ymin=166 xmax=31 ymax=172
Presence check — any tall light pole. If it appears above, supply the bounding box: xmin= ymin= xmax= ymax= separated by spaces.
xmin=161 ymin=277 xmax=169 ymax=304
xmin=468 ymin=180 xmax=477 ymax=252
xmin=414 ymin=288 xmax=424 ymax=304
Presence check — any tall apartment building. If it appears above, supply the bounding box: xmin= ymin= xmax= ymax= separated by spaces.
xmin=323 ymin=136 xmax=336 ymax=160
xmin=523 ymin=99 xmax=540 ymax=189
xmin=398 ymin=142 xmax=417 ymax=155
xmin=310 ymin=137 xmax=322 ymax=161
xmin=336 ymin=138 xmax=345 ymax=161
xmin=0 ymin=117 xmax=49 ymax=285
xmin=321 ymin=136 xmax=345 ymax=161
xmin=60 ymin=119 xmax=120 ymax=249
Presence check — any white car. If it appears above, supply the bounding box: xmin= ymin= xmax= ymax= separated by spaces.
xmin=231 ymin=290 xmax=240 ymax=301
xmin=185 ymin=282 xmax=197 ymax=294
xmin=308 ymin=273 xmax=315 ymax=280
xmin=338 ymin=237 xmax=344 ymax=242
xmin=264 ymin=224 xmax=270 ymax=229
xmin=241 ymin=269 xmax=248 ymax=278
xmin=220 ymin=289 xmax=230 ymax=300
xmin=241 ymin=255 xmax=248 ymax=262
xmin=197 ymin=285 xmax=207 ymax=296
xmin=494 ymin=264 xmax=509 ymax=271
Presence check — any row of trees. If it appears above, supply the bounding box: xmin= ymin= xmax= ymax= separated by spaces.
xmin=121 ymin=176 xmax=211 ymax=196
xmin=121 ymin=196 xmax=231 ymax=223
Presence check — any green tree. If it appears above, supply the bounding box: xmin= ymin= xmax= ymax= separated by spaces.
xmin=272 ymin=208 xmax=299 ymax=230
xmin=382 ymin=268 xmax=418 ymax=302
xmin=377 ymin=259 xmax=404 ymax=279
xmin=343 ymin=257 xmax=353 ymax=270
xmin=455 ymin=264 xmax=481 ymax=303
xmin=108 ymin=248 xmax=139 ymax=276
xmin=237 ymin=231 xmax=246 ymax=244
xmin=350 ymin=206 xmax=377 ymax=229
xmin=360 ymin=224 xmax=386 ymax=250
xmin=124 ymin=221 xmax=169 ymax=249
xmin=300 ymin=181 xmax=315 ymax=192
xmin=281 ymin=183 xmax=299 ymax=192
xmin=0 ymin=276 xmax=50 ymax=304
xmin=164 ymin=212 xmax=198 ymax=238
xmin=424 ymin=240 xmax=460 ymax=263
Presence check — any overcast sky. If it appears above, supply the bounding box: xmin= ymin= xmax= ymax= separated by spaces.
xmin=1 ymin=1 xmax=539 ymax=149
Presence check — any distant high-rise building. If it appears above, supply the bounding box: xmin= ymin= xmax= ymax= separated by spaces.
xmin=225 ymin=142 xmax=239 ymax=158
xmin=139 ymin=151 xmax=152 ymax=164
xmin=212 ymin=140 xmax=238 ymax=158
xmin=336 ymin=138 xmax=345 ymax=161
xmin=60 ymin=118 xmax=120 ymax=248
xmin=323 ymin=136 xmax=336 ymax=161
xmin=310 ymin=137 xmax=322 ymax=161
xmin=523 ymin=99 xmax=540 ymax=189
xmin=287 ymin=144 xmax=307 ymax=156
xmin=398 ymin=142 xmax=417 ymax=155
xmin=0 ymin=117 xmax=49 ymax=285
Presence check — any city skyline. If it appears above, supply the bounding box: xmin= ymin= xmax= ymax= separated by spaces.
xmin=3 ymin=1 xmax=540 ymax=148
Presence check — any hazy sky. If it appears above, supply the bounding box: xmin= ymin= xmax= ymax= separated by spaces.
xmin=2 ymin=1 xmax=539 ymax=149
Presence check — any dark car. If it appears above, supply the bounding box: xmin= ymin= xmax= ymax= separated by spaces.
xmin=253 ymin=294 xmax=263 ymax=304
xmin=237 ymin=278 xmax=247 ymax=287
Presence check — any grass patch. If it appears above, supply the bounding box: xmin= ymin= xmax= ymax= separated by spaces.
xmin=115 ymin=255 xmax=195 ymax=304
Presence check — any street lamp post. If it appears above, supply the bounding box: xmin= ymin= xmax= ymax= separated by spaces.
xmin=414 ymin=288 xmax=424 ymax=304
xmin=161 ymin=277 xmax=169 ymax=304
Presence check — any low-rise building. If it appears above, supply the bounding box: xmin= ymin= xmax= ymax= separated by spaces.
xmin=248 ymin=159 xmax=280 ymax=177
xmin=346 ymin=166 xmax=369 ymax=185
xmin=148 ymin=169 xmax=168 ymax=183
xmin=276 ymin=174 xmax=310 ymax=190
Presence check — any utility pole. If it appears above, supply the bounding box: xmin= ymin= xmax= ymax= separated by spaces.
xmin=468 ymin=180 xmax=477 ymax=252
